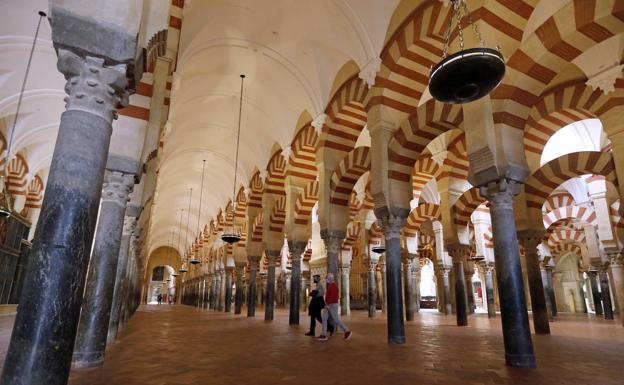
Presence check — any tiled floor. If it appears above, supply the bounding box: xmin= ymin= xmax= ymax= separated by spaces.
xmin=1 ymin=306 xmax=623 ymax=385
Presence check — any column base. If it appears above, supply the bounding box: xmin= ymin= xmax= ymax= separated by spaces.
xmin=72 ymin=351 xmax=104 ymax=369
xmin=505 ymin=353 xmax=536 ymax=368
xmin=388 ymin=335 xmax=406 ymax=345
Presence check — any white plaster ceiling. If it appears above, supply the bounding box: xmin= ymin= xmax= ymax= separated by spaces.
xmin=150 ymin=0 xmax=400 ymax=254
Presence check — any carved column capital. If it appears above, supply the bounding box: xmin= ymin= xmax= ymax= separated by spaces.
xmin=288 ymin=240 xmax=307 ymax=262
xmin=479 ymin=178 xmax=520 ymax=211
xmin=102 ymin=170 xmax=135 ymax=208
xmin=322 ymin=232 xmax=344 ymax=254
xmin=447 ymin=244 xmax=471 ymax=263
xmin=122 ymin=216 xmax=137 ymax=236
xmin=57 ymin=48 xmax=129 ymax=122
xmin=379 ymin=214 xmax=406 ymax=240
xmin=608 ymin=252 xmax=624 ymax=268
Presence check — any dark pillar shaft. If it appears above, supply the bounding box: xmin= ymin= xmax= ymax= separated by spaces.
xmin=381 ymin=215 xmax=406 ymax=344
xmin=544 ymin=267 xmax=557 ymax=317
xmin=247 ymin=259 xmax=258 ymax=316
xmin=234 ymin=266 xmax=244 ymax=314
xmin=209 ymin=275 xmax=217 ymax=310
xmin=403 ymin=256 xmax=417 ymax=321
xmin=540 ymin=265 xmax=554 ymax=319
xmin=449 ymin=248 xmax=469 ymax=327
xmin=482 ymin=179 xmax=535 ymax=368
xmin=0 ymin=50 xmax=130 ymax=385
xmin=73 ymin=172 xmax=134 ymax=368
xmin=520 ymin=234 xmax=550 ymax=335
xmin=322 ymin=233 xmax=343 ymax=281
xmin=288 ymin=241 xmax=306 ymax=325
xmin=484 ymin=264 xmax=496 ymax=318
xmin=108 ymin=227 xmax=135 ymax=342
xmin=224 ymin=268 xmax=233 ymax=312
xmin=599 ymin=269 xmax=614 ymax=320
xmin=264 ymin=252 xmax=277 ymax=321
xmin=588 ymin=271 xmax=603 ymax=315
xmin=465 ymin=267 xmax=475 ymax=315
xmin=367 ymin=261 xmax=377 ymax=318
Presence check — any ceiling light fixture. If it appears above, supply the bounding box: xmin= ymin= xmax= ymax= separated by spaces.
xmin=190 ymin=160 xmax=206 ymax=264
xmin=177 ymin=208 xmax=188 ymax=273
xmin=222 ymin=74 xmax=246 ymax=244
xmin=428 ymin=0 xmax=504 ymax=104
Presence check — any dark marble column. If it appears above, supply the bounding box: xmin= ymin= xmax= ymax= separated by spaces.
xmin=234 ymin=264 xmax=245 ymax=314
xmin=589 ymin=270 xmax=603 ymax=316
xmin=518 ymin=231 xmax=550 ymax=335
xmin=481 ymin=179 xmax=535 ymax=368
xmin=117 ymin=234 xmax=139 ymax=329
xmin=340 ymin=262 xmax=351 ymax=315
xmin=542 ymin=265 xmax=557 ymax=317
xmin=599 ymin=266 xmax=614 ymax=320
xmin=224 ymin=267 xmax=233 ymax=312
xmin=247 ymin=256 xmax=260 ymax=316
xmin=403 ymin=254 xmax=419 ymax=321
xmin=607 ymin=252 xmax=624 ymax=326
xmin=209 ymin=273 xmax=217 ymax=310
xmin=264 ymin=251 xmax=279 ymax=321
xmin=0 ymin=49 xmax=133 ymax=385
xmin=435 ymin=265 xmax=452 ymax=315
xmin=321 ymin=230 xmax=345 ymax=280
xmin=72 ymin=170 xmax=135 ymax=368
xmin=379 ymin=214 xmax=407 ymax=344
xmin=481 ymin=262 xmax=496 ymax=318
xmin=108 ymin=225 xmax=137 ymax=342
xmin=288 ymin=241 xmax=306 ymax=325
xmin=367 ymin=259 xmax=378 ymax=318
xmin=216 ymin=269 xmax=224 ymax=311
xmin=464 ymin=261 xmax=475 ymax=315
xmin=448 ymin=246 xmax=470 ymax=327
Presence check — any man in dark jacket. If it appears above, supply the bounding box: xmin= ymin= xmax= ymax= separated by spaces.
xmin=305 ymin=274 xmax=333 ymax=336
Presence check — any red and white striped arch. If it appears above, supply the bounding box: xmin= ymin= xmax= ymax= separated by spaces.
xmin=235 ymin=186 xmax=247 ymax=220
xmin=525 ymin=151 xmax=618 ymax=221
xmin=348 ymin=191 xmax=361 ymax=221
xmin=543 ymin=192 xmax=575 ymax=213
xmin=268 ymin=196 xmax=286 ymax=233
xmin=287 ymin=123 xmax=318 ymax=182
xmin=491 ymin=1 xmax=624 ymax=132
xmin=543 ymin=205 xmax=597 ymax=230
xmin=330 ymin=146 xmax=371 ymax=206
xmin=453 ymin=187 xmax=487 ymax=226
xmin=293 ymin=180 xmax=319 ymax=226
xmin=547 ymin=228 xmax=586 ymax=249
xmin=412 ymin=154 xmax=442 ymax=202
xmin=251 ymin=211 xmax=264 ymax=243
xmin=25 ymin=175 xmax=44 ymax=209
xmin=319 ymin=75 xmax=369 ymax=155
xmin=247 ymin=170 xmax=264 ymax=209
xmin=265 ymin=149 xmax=287 ymax=197
xmin=387 ymin=100 xmax=462 ymax=183
xmin=404 ymin=202 xmax=441 ymax=237
xmin=342 ymin=221 xmax=362 ymax=250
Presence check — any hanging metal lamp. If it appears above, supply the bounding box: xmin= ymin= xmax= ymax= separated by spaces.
xmin=371 ymin=237 xmax=386 ymax=254
xmin=185 ymin=186 xmax=200 ymax=265
xmin=189 ymin=159 xmax=206 ymax=264
xmin=221 ymin=74 xmax=246 ymax=244
xmin=428 ymin=0 xmax=504 ymax=104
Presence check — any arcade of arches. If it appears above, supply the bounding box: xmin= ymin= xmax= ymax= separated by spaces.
xmin=1 ymin=1 xmax=624 ymax=384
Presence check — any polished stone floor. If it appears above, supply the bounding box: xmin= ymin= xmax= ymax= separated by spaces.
xmin=1 ymin=306 xmax=623 ymax=385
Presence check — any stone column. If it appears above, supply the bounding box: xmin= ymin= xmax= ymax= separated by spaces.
xmin=72 ymin=170 xmax=134 ymax=367
xmin=264 ymin=251 xmax=279 ymax=321
xmin=540 ymin=263 xmax=556 ymax=319
xmin=234 ymin=263 xmax=245 ymax=314
xmin=518 ymin=231 xmax=550 ymax=335
xmin=288 ymin=241 xmax=306 ymax=325
xmin=464 ymin=261 xmax=475 ymax=315
xmin=224 ymin=267 xmax=233 ymax=312
xmin=403 ymin=254 xmax=419 ymax=321
xmin=379 ymin=214 xmax=407 ymax=344
xmin=367 ymin=259 xmax=378 ymax=318
xmin=322 ymin=231 xmax=344 ymax=280
xmin=607 ymin=252 xmax=624 ymax=325
xmin=448 ymin=246 xmax=470 ymax=327
xmin=218 ymin=269 xmax=226 ymax=311
xmin=108 ymin=216 xmax=137 ymax=342
xmin=434 ymin=265 xmax=452 ymax=315
xmin=588 ymin=270 xmax=603 ymax=315
xmin=247 ymin=256 xmax=260 ymax=317
xmin=118 ymin=236 xmax=139 ymax=327
xmin=340 ymin=262 xmax=351 ymax=316
xmin=481 ymin=262 xmax=496 ymax=318
xmin=209 ymin=274 xmax=217 ymax=310
xmin=0 ymin=41 xmax=135 ymax=383
xmin=599 ymin=265 xmax=614 ymax=320
xmin=379 ymin=257 xmax=388 ymax=314
xmin=480 ymin=179 xmax=535 ymax=368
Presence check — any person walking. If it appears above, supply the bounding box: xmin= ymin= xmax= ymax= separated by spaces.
xmin=305 ymin=274 xmax=334 ymax=336
xmin=317 ymin=273 xmax=352 ymax=341
xmin=157 ymin=293 xmax=163 ymax=305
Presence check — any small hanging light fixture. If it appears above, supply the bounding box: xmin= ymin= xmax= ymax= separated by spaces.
xmin=0 ymin=11 xmax=47 ymax=218
xmin=428 ymin=0 xmax=505 ymax=104
xmin=371 ymin=237 xmax=386 ymax=254
xmin=177 ymin=208 xmax=189 ymax=273
xmin=190 ymin=160 xmax=206 ymax=264
xmin=185 ymin=186 xmax=201 ymax=265
xmin=222 ymin=74 xmax=246 ymax=244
